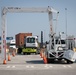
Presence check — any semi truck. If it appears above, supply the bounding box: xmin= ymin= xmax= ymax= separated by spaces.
xmin=42 ymin=8 xmax=76 ymax=64
xmin=16 ymin=33 xmax=39 ymax=54
xmin=44 ymin=33 xmax=76 ymax=64
xmin=22 ymin=36 xmax=39 ymax=54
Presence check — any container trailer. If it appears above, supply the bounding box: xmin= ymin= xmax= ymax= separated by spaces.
xmin=16 ymin=33 xmax=39 ymax=54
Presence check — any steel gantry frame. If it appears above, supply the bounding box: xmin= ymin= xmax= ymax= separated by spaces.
xmin=1 ymin=6 xmax=58 ymax=63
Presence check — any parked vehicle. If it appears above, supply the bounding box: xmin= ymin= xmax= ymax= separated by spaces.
xmin=16 ymin=33 xmax=39 ymax=54
xmin=9 ymin=39 xmax=16 ymax=49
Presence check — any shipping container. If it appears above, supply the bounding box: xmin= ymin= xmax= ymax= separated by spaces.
xmin=15 ymin=33 xmax=32 ymax=48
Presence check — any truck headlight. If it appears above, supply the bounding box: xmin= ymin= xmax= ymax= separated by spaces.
xmin=57 ymin=46 xmax=63 ymax=51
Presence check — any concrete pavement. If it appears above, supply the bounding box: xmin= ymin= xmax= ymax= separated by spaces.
xmin=0 ymin=54 xmax=76 ymax=75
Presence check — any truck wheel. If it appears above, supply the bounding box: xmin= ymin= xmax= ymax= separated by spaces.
xmin=27 ymin=53 xmax=30 ymax=55
xmin=47 ymin=58 xmax=50 ymax=63
xmin=58 ymin=59 xmax=62 ymax=63
xmin=18 ymin=48 xmax=22 ymax=54
xmin=35 ymin=51 xmax=37 ymax=55
xmin=50 ymin=59 xmax=54 ymax=63
xmin=23 ymin=52 xmax=25 ymax=55
xmin=47 ymin=58 xmax=54 ymax=63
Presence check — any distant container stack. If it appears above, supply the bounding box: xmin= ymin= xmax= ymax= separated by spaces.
xmin=15 ymin=33 xmax=32 ymax=48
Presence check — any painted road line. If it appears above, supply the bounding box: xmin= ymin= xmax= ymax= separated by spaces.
xmin=7 ymin=66 xmax=15 ymax=68
xmin=26 ymin=65 xmax=29 ymax=68
xmin=68 ymin=65 xmax=72 ymax=68
xmin=44 ymin=64 xmax=48 ymax=67
xmin=44 ymin=64 xmax=49 ymax=68
xmin=12 ymin=66 xmax=15 ymax=68
xmin=63 ymin=65 xmax=67 ymax=68
xmin=7 ymin=66 xmax=10 ymax=68
xmin=31 ymin=65 xmax=34 ymax=68
xmin=49 ymin=65 xmax=53 ymax=68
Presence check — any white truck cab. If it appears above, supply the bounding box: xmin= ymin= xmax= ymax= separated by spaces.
xmin=9 ymin=39 xmax=16 ymax=49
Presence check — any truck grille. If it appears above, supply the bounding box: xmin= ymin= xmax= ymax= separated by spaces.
xmin=49 ymin=52 xmax=63 ymax=58
xmin=49 ymin=52 xmax=56 ymax=57
xmin=52 ymin=52 xmax=56 ymax=55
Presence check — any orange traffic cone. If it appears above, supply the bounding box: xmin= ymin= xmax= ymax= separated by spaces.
xmin=12 ymin=50 xmax=15 ymax=57
xmin=8 ymin=54 xmax=11 ymax=61
xmin=3 ymin=60 xmax=6 ymax=64
xmin=43 ymin=56 xmax=47 ymax=64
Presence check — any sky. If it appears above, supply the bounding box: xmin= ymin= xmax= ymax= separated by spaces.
xmin=0 ymin=0 xmax=76 ymax=42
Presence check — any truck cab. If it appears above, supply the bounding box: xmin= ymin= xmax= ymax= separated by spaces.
xmin=22 ymin=36 xmax=39 ymax=54
xmin=9 ymin=39 xmax=16 ymax=49
xmin=54 ymin=38 xmax=66 ymax=51
xmin=25 ymin=36 xmax=39 ymax=48
xmin=45 ymin=35 xmax=76 ymax=63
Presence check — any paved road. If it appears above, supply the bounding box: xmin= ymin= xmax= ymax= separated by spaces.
xmin=0 ymin=63 xmax=76 ymax=70
xmin=0 ymin=54 xmax=76 ymax=75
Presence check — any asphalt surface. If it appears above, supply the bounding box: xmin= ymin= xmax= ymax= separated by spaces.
xmin=0 ymin=54 xmax=76 ymax=75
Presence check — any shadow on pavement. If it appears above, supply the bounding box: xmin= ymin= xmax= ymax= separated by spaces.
xmin=26 ymin=60 xmax=44 ymax=64
xmin=26 ymin=60 xmax=76 ymax=65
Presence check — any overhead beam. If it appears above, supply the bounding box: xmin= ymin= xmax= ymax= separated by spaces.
xmin=2 ymin=6 xmax=58 ymax=14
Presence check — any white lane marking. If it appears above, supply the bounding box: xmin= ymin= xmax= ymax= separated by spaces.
xmin=63 ymin=65 xmax=67 ymax=68
xmin=7 ymin=66 xmax=10 ymax=68
xmin=44 ymin=64 xmax=49 ymax=68
xmin=26 ymin=65 xmax=29 ymax=68
xmin=12 ymin=66 xmax=15 ymax=68
xmin=44 ymin=64 xmax=48 ymax=67
xmin=7 ymin=65 xmax=15 ymax=68
xmin=31 ymin=65 xmax=34 ymax=68
xmin=68 ymin=65 xmax=72 ymax=68
xmin=49 ymin=65 xmax=53 ymax=68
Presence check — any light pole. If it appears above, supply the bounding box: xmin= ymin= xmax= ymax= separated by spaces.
xmin=65 ymin=8 xmax=68 ymax=48
xmin=65 ymin=8 xmax=67 ymax=39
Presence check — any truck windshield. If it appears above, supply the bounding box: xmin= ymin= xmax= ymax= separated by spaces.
xmin=55 ymin=39 xmax=65 ymax=44
xmin=10 ymin=44 xmax=16 ymax=45
xmin=61 ymin=40 xmax=66 ymax=44
xmin=27 ymin=38 xmax=35 ymax=43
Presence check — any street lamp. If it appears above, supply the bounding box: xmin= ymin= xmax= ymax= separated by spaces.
xmin=65 ymin=8 xmax=68 ymax=48
xmin=65 ymin=8 xmax=67 ymax=39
